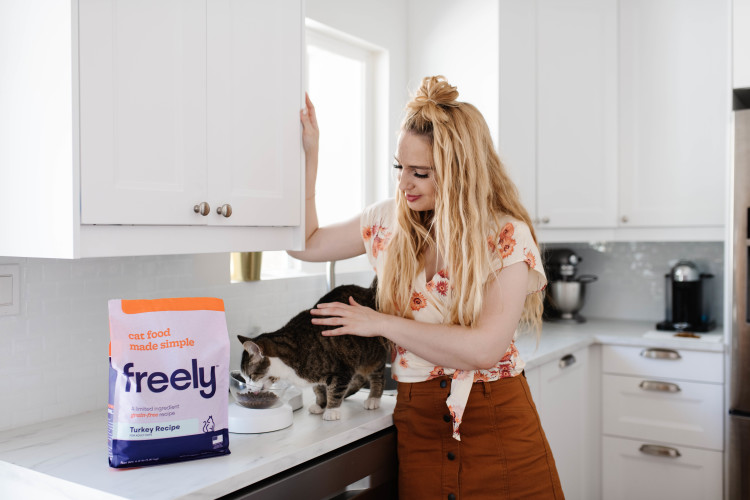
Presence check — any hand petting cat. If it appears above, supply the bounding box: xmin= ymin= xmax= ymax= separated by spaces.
xmin=310 ymin=297 xmax=388 ymax=338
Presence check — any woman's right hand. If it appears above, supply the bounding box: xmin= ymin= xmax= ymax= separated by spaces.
xmin=288 ymin=92 xmax=366 ymax=263
xmin=300 ymin=93 xmax=319 ymax=157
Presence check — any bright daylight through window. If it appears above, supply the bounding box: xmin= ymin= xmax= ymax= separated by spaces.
xmin=259 ymin=27 xmax=374 ymax=278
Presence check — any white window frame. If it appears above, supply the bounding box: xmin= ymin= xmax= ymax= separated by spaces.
xmin=256 ymin=21 xmax=389 ymax=280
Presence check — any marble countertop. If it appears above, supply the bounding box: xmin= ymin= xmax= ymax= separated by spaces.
xmin=0 ymin=391 xmax=396 ymax=500
xmin=0 ymin=318 xmax=724 ymax=500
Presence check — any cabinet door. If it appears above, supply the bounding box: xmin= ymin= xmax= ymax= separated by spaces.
xmin=207 ymin=0 xmax=302 ymax=227
xmin=602 ymin=436 xmax=722 ymax=500
xmin=736 ymin=0 xmax=750 ymax=89
xmin=536 ymin=348 xmax=590 ymax=500
xmin=618 ymin=0 xmax=730 ymax=227
xmin=536 ymin=0 xmax=618 ymax=228
xmin=79 ymin=0 xmax=208 ymax=225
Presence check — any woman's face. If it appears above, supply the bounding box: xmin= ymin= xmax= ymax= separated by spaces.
xmin=394 ymin=132 xmax=436 ymax=211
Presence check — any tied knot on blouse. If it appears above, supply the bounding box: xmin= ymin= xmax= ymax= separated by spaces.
xmin=360 ymin=199 xmax=547 ymax=440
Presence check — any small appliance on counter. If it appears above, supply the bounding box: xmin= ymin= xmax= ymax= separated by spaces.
xmin=543 ymin=248 xmax=598 ymax=323
xmin=227 ymin=370 xmax=303 ymax=434
xmin=656 ymin=260 xmax=715 ymax=333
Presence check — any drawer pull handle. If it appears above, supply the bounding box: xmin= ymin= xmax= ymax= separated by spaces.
xmin=639 ymin=444 xmax=681 ymax=458
xmin=639 ymin=380 xmax=681 ymax=393
xmin=640 ymin=348 xmax=681 ymax=360
xmin=559 ymin=354 xmax=576 ymax=369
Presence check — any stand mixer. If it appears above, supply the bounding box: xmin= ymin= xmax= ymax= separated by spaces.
xmin=543 ymin=248 xmax=598 ymax=323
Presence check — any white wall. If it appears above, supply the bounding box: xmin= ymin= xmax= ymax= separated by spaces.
xmin=405 ymin=0 xmax=500 ymax=148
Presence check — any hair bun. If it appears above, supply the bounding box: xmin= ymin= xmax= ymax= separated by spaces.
xmin=407 ymin=75 xmax=459 ymax=123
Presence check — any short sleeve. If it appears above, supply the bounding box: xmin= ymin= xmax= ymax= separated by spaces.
xmin=360 ymin=199 xmax=396 ymax=270
xmin=487 ymin=218 xmax=547 ymax=293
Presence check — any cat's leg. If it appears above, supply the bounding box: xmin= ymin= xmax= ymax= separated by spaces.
xmin=308 ymin=384 xmax=327 ymax=415
xmin=364 ymin=364 xmax=385 ymax=410
xmin=343 ymin=373 xmax=367 ymax=398
xmin=322 ymin=376 xmax=351 ymax=421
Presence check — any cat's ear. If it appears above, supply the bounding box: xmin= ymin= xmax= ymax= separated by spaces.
xmin=237 ymin=334 xmax=253 ymax=344
xmin=242 ymin=340 xmax=263 ymax=361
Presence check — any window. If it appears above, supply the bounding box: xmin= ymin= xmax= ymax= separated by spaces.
xmin=257 ymin=24 xmax=385 ymax=279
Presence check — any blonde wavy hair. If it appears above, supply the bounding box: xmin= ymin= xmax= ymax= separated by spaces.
xmin=377 ymin=75 xmax=544 ymax=333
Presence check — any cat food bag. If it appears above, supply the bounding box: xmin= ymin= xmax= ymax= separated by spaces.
xmin=108 ymin=297 xmax=230 ymax=468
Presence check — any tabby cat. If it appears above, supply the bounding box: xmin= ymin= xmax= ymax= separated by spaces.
xmin=237 ymin=279 xmax=389 ymax=421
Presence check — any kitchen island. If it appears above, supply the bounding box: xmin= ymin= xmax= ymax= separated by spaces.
xmin=0 ymin=319 xmax=724 ymax=499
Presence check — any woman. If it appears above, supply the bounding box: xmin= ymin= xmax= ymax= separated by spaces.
xmin=291 ymin=76 xmax=564 ymax=499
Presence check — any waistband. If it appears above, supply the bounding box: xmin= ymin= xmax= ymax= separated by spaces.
xmin=397 ymin=372 xmax=525 ymax=400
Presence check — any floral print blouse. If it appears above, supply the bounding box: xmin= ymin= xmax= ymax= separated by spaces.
xmin=360 ymin=199 xmax=547 ymax=440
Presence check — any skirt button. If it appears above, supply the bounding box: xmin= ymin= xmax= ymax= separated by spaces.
xmin=443 ymin=414 xmax=451 ymax=423
xmin=440 ymin=379 xmax=448 ymax=388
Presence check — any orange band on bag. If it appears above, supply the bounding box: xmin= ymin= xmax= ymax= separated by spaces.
xmin=121 ymin=297 xmax=225 ymax=314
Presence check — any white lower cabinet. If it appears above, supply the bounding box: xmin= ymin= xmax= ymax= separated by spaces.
xmin=528 ymin=346 xmax=598 ymax=500
xmin=602 ymin=374 xmax=723 ymax=450
xmin=602 ymin=436 xmax=723 ymax=500
xmin=601 ymin=345 xmax=724 ymax=500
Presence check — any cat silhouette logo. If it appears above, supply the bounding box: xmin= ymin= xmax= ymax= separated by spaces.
xmin=202 ymin=415 xmax=215 ymax=433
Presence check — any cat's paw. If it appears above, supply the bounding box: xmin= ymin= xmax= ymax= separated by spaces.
xmin=322 ymin=408 xmax=341 ymax=421
xmin=308 ymin=404 xmax=324 ymax=415
xmin=364 ymin=397 xmax=381 ymax=410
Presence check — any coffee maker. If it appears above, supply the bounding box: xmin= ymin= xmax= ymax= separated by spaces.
xmin=656 ymin=260 xmax=715 ymax=332
xmin=543 ymin=248 xmax=598 ymax=323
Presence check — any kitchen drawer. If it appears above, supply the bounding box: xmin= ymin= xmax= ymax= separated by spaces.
xmin=602 ymin=374 xmax=723 ymax=450
xmin=602 ymin=435 xmax=722 ymax=500
xmin=602 ymin=345 xmax=723 ymax=383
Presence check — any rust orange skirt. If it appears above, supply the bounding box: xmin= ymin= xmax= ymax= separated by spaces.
xmin=393 ymin=374 xmax=565 ymax=499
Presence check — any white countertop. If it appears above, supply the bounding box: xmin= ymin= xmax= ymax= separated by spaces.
xmin=0 ymin=318 xmax=724 ymax=500
xmin=516 ymin=318 xmax=724 ymax=370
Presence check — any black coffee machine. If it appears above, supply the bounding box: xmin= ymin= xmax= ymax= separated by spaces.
xmin=656 ymin=260 xmax=715 ymax=332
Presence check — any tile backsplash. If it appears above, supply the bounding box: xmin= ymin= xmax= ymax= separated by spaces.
xmin=0 ymin=241 xmax=724 ymax=431
xmin=0 ymin=254 xmax=373 ymax=432
xmin=542 ymin=241 xmax=724 ymax=325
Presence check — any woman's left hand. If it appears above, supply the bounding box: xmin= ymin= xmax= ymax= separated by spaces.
xmin=310 ymin=297 xmax=387 ymax=337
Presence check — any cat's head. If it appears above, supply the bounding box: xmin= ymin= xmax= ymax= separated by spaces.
xmin=237 ymin=335 xmax=272 ymax=384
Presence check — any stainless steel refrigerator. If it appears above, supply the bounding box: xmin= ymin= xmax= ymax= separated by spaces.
xmin=729 ymin=88 xmax=750 ymax=500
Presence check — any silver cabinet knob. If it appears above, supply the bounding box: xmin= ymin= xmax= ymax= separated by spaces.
xmin=217 ymin=204 xmax=233 ymax=218
xmin=193 ymin=202 xmax=210 ymax=216
xmin=621 ymin=215 xmax=629 ymax=223
xmin=541 ymin=217 xmax=550 ymax=224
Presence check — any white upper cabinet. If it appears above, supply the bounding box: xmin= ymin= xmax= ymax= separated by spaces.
xmin=535 ymin=0 xmax=618 ymax=229
xmin=500 ymin=0 xmax=618 ymax=229
xmin=79 ymin=0 xmax=209 ymax=226
xmin=0 ymin=0 xmax=303 ymax=258
xmin=499 ymin=0 xmax=730 ymax=240
xmin=735 ymin=0 xmax=750 ymax=88
xmin=618 ymin=0 xmax=730 ymax=228
xmin=79 ymin=0 xmax=302 ymax=228
xmin=206 ymin=1 xmax=302 ymax=227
